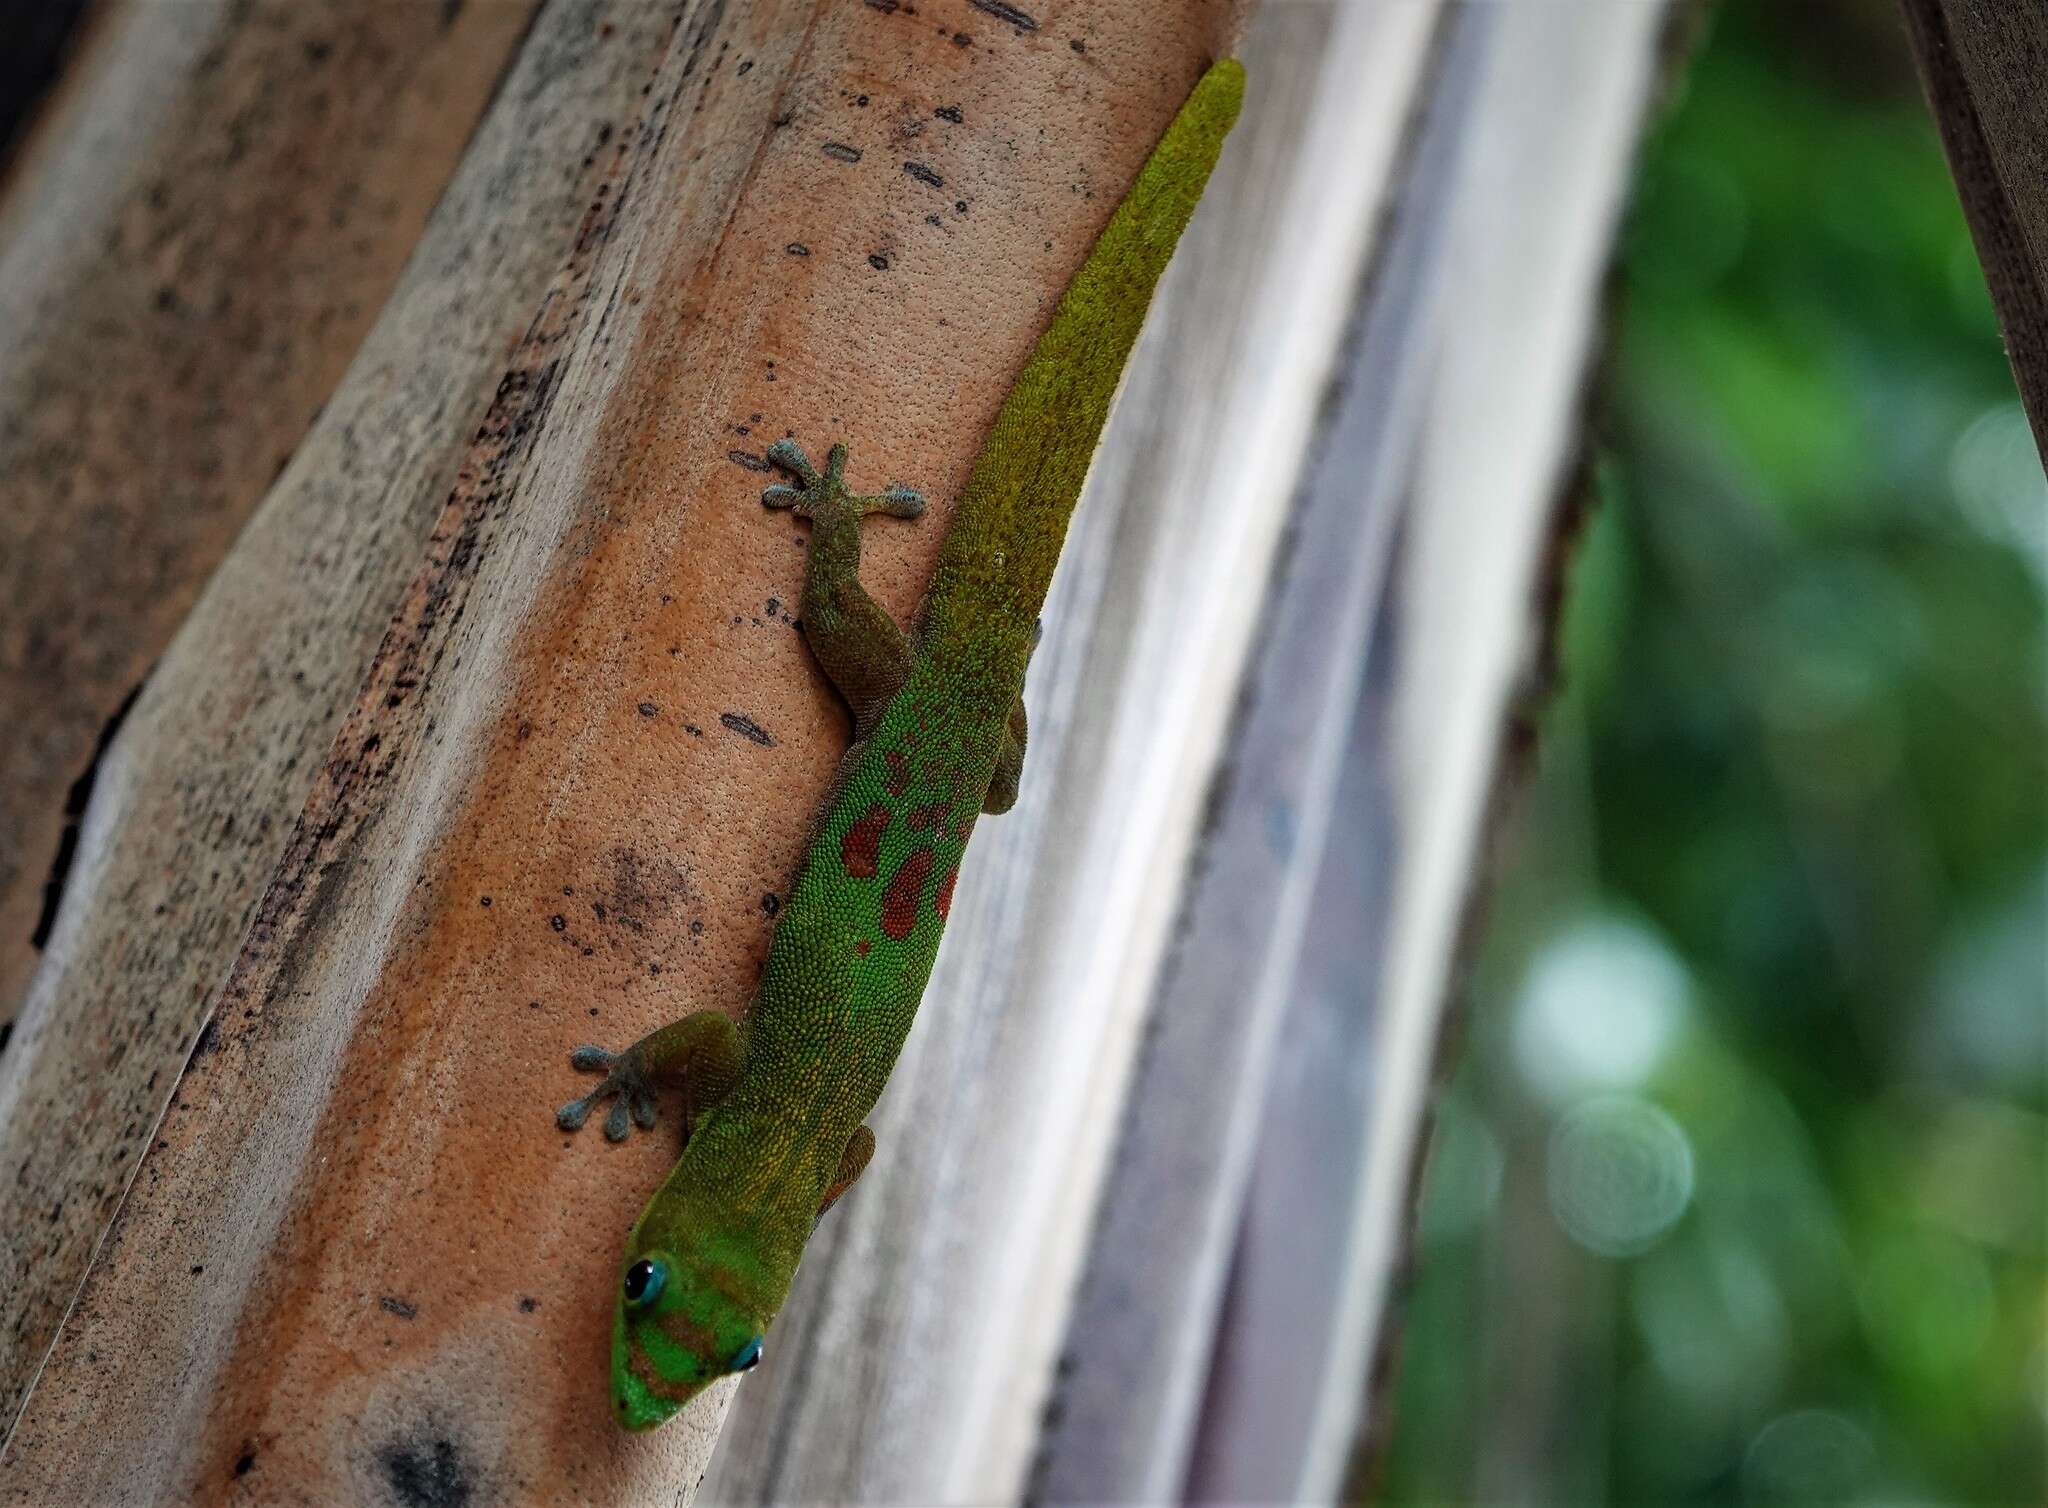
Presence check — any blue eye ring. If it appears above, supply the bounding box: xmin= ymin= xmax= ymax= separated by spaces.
xmin=622 ymin=1257 xmax=666 ymax=1309
xmin=729 ymin=1335 xmax=764 ymax=1373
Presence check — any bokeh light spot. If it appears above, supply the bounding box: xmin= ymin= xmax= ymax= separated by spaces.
xmin=1740 ymin=1408 xmax=1875 ymax=1506
xmin=1547 ymin=1096 xmax=1696 ymax=1257
xmin=1513 ymin=915 xmax=1691 ymax=1104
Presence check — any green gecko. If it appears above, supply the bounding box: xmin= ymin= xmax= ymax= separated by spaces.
xmin=555 ymin=57 xmax=1244 ymax=1432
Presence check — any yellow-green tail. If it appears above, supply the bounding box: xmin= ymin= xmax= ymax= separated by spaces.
xmin=919 ymin=58 xmax=1245 ymax=648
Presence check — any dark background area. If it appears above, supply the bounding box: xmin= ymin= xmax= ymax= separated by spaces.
xmin=0 ymin=0 xmax=92 ymax=175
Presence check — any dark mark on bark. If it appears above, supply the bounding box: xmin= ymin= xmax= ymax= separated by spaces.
xmin=822 ymin=142 xmax=862 ymax=163
xmin=935 ymin=104 xmax=963 ymax=123
xmin=869 ymin=253 xmax=891 ymax=270
xmin=720 ymin=713 xmax=775 ymax=746
xmin=728 ymin=449 xmax=772 ymax=472
xmin=786 ymin=242 xmax=810 ymax=256
xmin=378 ymin=1435 xmax=471 ymax=1508
xmin=904 ymin=161 xmax=943 ymax=188
xmin=380 ymin=1295 xmax=418 ymax=1320
xmin=971 ymin=0 xmax=1037 ymax=27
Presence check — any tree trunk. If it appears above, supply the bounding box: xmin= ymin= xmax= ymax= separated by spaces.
xmin=1899 ymin=1 xmax=2048 ymax=464
xmin=2 ymin=2 xmax=1249 ymax=1502
xmin=0 ymin=0 xmax=539 ymax=1029
xmin=0 ymin=0 xmax=1676 ymax=1500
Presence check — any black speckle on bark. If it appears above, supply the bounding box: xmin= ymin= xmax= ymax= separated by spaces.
xmin=720 ymin=713 xmax=775 ymax=746
xmin=971 ymin=0 xmax=1037 ymax=27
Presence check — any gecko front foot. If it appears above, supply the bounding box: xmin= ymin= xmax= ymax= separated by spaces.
xmin=555 ymin=1010 xmax=742 ymax=1145
xmin=761 ymin=438 xmax=925 ymax=521
xmin=557 ymin=1045 xmax=658 ymax=1142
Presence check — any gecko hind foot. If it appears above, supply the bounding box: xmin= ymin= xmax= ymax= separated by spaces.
xmin=762 ymin=438 xmax=923 ymax=520
xmin=556 ymin=1045 xmax=658 ymax=1142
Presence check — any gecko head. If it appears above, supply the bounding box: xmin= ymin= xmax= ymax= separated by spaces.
xmin=609 ymin=1235 xmax=781 ymax=1431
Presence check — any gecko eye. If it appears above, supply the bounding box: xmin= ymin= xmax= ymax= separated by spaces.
xmin=622 ymin=1258 xmax=666 ymax=1309
xmin=728 ymin=1335 xmax=764 ymax=1373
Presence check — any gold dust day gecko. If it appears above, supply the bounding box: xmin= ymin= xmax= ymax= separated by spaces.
xmin=555 ymin=58 xmax=1245 ymax=1432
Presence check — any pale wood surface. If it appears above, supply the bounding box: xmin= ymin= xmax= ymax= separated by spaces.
xmin=0 ymin=0 xmax=538 ymax=1024
xmin=0 ymin=3 xmax=1247 ymax=1503
xmin=1900 ymin=0 xmax=2048 ymax=461
xmin=1024 ymin=1 xmax=1459 ymax=1496
xmin=1337 ymin=0 xmax=1678 ymax=1488
xmin=1033 ymin=3 xmax=1678 ymax=1499
xmin=0 ymin=0 xmax=695 ymax=1444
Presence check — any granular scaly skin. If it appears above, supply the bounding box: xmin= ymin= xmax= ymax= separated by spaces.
xmin=556 ymin=59 xmax=1246 ymax=1432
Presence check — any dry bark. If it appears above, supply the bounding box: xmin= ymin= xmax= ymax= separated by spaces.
xmin=0 ymin=0 xmax=684 ymax=1441
xmin=0 ymin=0 xmax=538 ymax=1022
xmin=1 ymin=3 xmax=1246 ymax=1502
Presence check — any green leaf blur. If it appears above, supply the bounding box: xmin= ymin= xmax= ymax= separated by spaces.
xmin=1377 ymin=4 xmax=2046 ymax=1504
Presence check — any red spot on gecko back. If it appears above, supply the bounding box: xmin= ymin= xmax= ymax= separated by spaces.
xmin=935 ymin=866 xmax=958 ymax=919
xmin=907 ymin=801 xmax=948 ymax=831
xmin=883 ymin=749 xmax=912 ymax=796
xmin=880 ymin=849 xmax=934 ymax=940
xmin=841 ymin=804 xmax=891 ymax=878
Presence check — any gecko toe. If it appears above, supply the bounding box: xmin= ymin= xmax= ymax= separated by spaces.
xmin=764 ymin=438 xmax=817 ymax=484
xmin=556 ymin=1097 xmax=595 ymax=1132
xmin=603 ymin=1097 xmax=633 ymax=1143
xmin=569 ymin=1044 xmax=613 ymax=1074
xmin=761 ymin=483 xmax=804 ymax=511
xmin=631 ymin=1088 xmax=658 ymax=1131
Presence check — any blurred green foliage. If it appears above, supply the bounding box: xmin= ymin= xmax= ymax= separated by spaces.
xmin=1378 ymin=4 xmax=2045 ymax=1504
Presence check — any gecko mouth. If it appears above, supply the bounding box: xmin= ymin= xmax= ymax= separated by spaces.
xmin=610 ymin=1304 xmax=702 ymax=1430
xmin=613 ymin=1366 xmax=688 ymax=1432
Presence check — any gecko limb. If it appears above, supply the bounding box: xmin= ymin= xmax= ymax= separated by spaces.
xmin=982 ymin=618 xmax=1040 ymax=814
xmin=763 ymin=438 xmax=925 ymax=735
xmin=557 ymin=1009 xmax=742 ymax=1143
xmin=817 ymin=1124 xmax=875 ymax=1216
xmin=983 ymin=694 xmax=1028 ymax=814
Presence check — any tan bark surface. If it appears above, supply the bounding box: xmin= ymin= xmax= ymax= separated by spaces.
xmin=1 ymin=2 xmax=1244 ymax=1502
xmin=0 ymin=0 xmax=684 ymax=1441
xmin=0 ymin=0 xmax=538 ymax=1023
